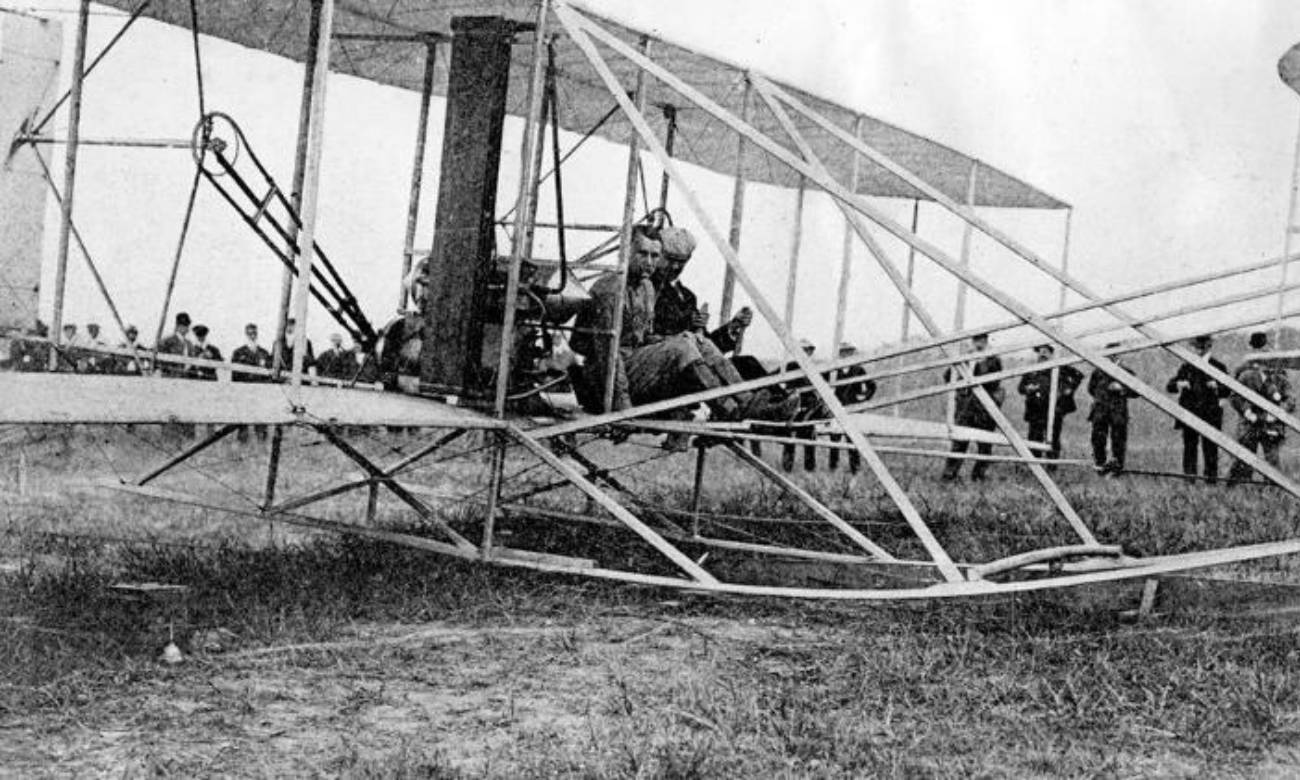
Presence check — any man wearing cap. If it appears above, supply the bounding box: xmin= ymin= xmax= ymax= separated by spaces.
xmin=1228 ymin=331 xmax=1294 ymax=482
xmin=827 ymin=343 xmax=876 ymax=473
xmin=1017 ymin=344 xmax=1083 ymax=463
xmin=571 ymin=225 xmax=797 ymax=425
xmin=941 ymin=332 xmax=1005 ymax=481
xmin=1166 ymin=334 xmax=1229 ymax=483
xmin=115 ymin=325 xmax=151 ymax=375
xmin=652 ymin=226 xmax=753 ymax=354
xmin=1087 ymin=345 xmax=1139 ymax=476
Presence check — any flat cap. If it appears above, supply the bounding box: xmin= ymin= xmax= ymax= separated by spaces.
xmin=659 ymin=226 xmax=697 ymax=260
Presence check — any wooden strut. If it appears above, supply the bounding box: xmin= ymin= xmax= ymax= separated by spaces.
xmin=507 ymin=425 xmax=719 ymax=584
xmin=49 ymin=0 xmax=91 ymax=370
xmin=753 ymin=78 xmax=1097 ymax=547
xmin=398 ymin=39 xmax=439 ymax=312
xmin=556 ymin=5 xmax=963 ymax=582
xmin=783 ymin=177 xmax=806 ymax=327
xmin=134 ymin=424 xmax=239 ymax=486
xmin=563 ymin=30 xmax=1300 ymax=504
xmin=832 ymin=116 xmax=864 ymax=354
xmin=757 ymin=76 xmax=1300 ymax=453
xmin=316 ymin=425 xmax=477 ymax=553
xmin=721 ymin=77 xmax=751 ymax=327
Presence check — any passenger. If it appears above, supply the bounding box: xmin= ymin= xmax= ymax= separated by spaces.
xmin=828 ymin=342 xmax=876 ymax=473
xmin=1087 ymin=345 xmax=1139 ymax=476
xmin=651 ymin=226 xmax=752 ymax=354
xmin=231 ymin=323 xmax=273 ymax=443
xmin=570 ymin=224 xmax=796 ymax=423
xmin=1017 ymin=344 xmax=1083 ymax=463
xmin=940 ymin=332 xmax=1004 ymax=482
xmin=1166 ymin=334 xmax=1229 ymax=483
xmin=1227 ymin=331 xmax=1294 ymax=482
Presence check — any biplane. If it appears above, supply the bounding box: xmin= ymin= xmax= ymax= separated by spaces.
xmin=5 ymin=0 xmax=1300 ymax=600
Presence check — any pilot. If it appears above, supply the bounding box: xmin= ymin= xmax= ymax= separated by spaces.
xmin=940 ymin=332 xmax=1004 ymax=482
xmin=1166 ymin=334 xmax=1229 ymax=483
xmin=570 ymin=223 xmax=796 ymax=426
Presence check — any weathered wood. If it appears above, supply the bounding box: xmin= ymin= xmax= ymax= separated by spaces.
xmin=135 ymin=425 xmax=239 ymax=486
xmin=48 ymin=0 xmax=90 ymax=370
xmin=399 ymin=40 xmax=439 ymax=311
xmin=0 ymin=374 xmax=500 ymax=428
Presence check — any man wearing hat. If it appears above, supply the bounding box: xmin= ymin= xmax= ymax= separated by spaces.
xmin=1087 ymin=344 xmax=1139 ymax=475
xmin=232 ymin=323 xmax=273 ymax=443
xmin=571 ymin=225 xmax=797 ymax=425
xmin=827 ymin=342 xmax=876 ymax=473
xmin=941 ymin=332 xmax=1005 ymax=481
xmin=115 ymin=324 xmax=151 ymax=375
xmin=157 ymin=312 xmax=194 ymax=379
xmin=189 ymin=325 xmax=222 ymax=381
xmin=1017 ymin=344 xmax=1083 ymax=463
xmin=1165 ymin=334 xmax=1229 ymax=483
xmin=1228 ymin=331 xmax=1294 ymax=481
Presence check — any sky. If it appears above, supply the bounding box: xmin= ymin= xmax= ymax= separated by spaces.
xmin=5 ymin=0 xmax=1300 ymax=359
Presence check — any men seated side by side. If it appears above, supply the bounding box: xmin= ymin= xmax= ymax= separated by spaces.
xmin=1017 ymin=344 xmax=1083 ymax=462
xmin=1166 ymin=334 xmax=1229 ymax=483
xmin=652 ymin=227 xmax=753 ymax=354
xmin=1228 ymin=331 xmax=1294 ymax=482
xmin=1087 ymin=345 xmax=1138 ymax=476
xmin=940 ymin=332 xmax=1004 ymax=482
xmin=232 ymin=323 xmax=273 ymax=442
xmin=570 ymin=224 xmax=796 ymax=424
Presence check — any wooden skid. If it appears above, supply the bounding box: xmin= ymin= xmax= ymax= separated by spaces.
xmin=0 ymin=374 xmax=500 ymax=428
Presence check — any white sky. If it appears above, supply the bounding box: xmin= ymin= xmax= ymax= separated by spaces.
xmin=6 ymin=0 xmax=1300 ymax=358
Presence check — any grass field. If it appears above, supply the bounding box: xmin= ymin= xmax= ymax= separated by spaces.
xmin=6 ymin=382 xmax=1300 ymax=777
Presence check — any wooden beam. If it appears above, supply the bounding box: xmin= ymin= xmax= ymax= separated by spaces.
xmin=783 ymin=177 xmax=806 ymax=327
xmin=556 ymin=6 xmax=963 ymax=582
xmin=48 ymin=0 xmax=90 ymax=370
xmin=398 ymin=40 xmax=438 ymax=311
xmin=135 ymin=425 xmax=238 ymax=486
xmin=720 ymin=77 xmax=751 ymax=324
xmin=832 ymin=116 xmax=864 ymax=353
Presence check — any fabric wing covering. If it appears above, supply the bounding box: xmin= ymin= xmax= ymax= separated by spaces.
xmin=97 ymin=0 xmax=1066 ymax=209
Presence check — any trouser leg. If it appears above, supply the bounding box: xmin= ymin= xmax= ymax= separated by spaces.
xmin=1263 ymin=436 xmax=1283 ymax=468
xmin=1112 ymin=419 xmax=1128 ymax=469
xmin=971 ymin=441 xmax=993 ymax=480
xmin=1228 ymin=424 xmax=1259 ymax=482
xmin=943 ymin=440 xmax=969 ymax=479
xmin=828 ymin=433 xmax=841 ymax=470
xmin=1181 ymin=426 xmax=1199 ymax=476
xmin=1202 ymin=428 xmax=1219 ymax=483
xmin=802 ymin=424 xmax=817 ymax=471
xmin=1027 ymin=418 xmax=1047 ymax=458
xmin=1090 ymin=422 xmax=1108 ymax=468
xmin=1049 ymin=414 xmax=1066 ymax=460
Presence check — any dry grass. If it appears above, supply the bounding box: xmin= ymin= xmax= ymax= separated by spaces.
xmin=4 ymin=420 xmax=1300 ymax=777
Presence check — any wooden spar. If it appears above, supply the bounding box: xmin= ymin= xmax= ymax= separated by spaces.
xmin=899 ymin=199 xmax=920 ymax=341
xmin=658 ymin=104 xmax=678 ymax=210
xmin=752 ymin=79 xmax=1096 ymax=547
xmin=556 ymin=6 xmax=963 ymax=582
xmin=274 ymin=0 xmax=324 ymax=378
xmin=857 ymin=297 xmax=1300 ymax=414
xmin=945 ymin=164 xmax=978 ymax=427
xmin=760 ymin=78 xmax=1300 ymax=443
xmin=398 ymin=39 xmax=438 ymax=311
xmin=1277 ymin=109 xmax=1300 ymax=343
xmin=134 ymin=425 xmax=238 ymax=486
xmin=381 ymin=428 xmax=467 ymax=476
xmin=494 ymin=3 xmax=550 ymax=417
xmin=507 ymin=426 xmax=719 ymax=584
xmin=481 ymin=432 xmax=506 ymax=557
xmin=22 ymin=135 xmax=191 ymax=149
xmin=48 ymin=0 xmax=90 ymax=370
xmin=317 ymin=426 xmax=477 ymax=552
xmin=690 ymin=445 xmax=706 ymax=538
xmin=1044 ymin=208 xmax=1073 ymax=449
xmin=746 ymin=76 xmax=1300 ymax=500
xmin=602 ymin=35 xmax=649 ymax=413
xmin=719 ymin=78 xmax=751 ymax=324
xmin=783 ymin=177 xmax=806 ymax=327
xmin=724 ymin=444 xmax=894 ymax=559
xmin=289 ymin=0 xmax=335 ymax=387
xmin=952 ymin=162 xmax=978 ymax=331
xmin=265 ymin=477 xmax=371 ymax=516
xmin=832 ymin=116 xmax=864 ymax=354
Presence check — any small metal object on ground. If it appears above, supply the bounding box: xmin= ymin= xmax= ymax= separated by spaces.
xmin=109 ymin=582 xmax=191 ymax=659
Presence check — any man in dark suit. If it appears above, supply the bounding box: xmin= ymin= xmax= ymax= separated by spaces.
xmin=1166 ymin=334 xmax=1229 ymax=483
xmin=1088 ymin=345 xmax=1139 ymax=475
xmin=1017 ymin=344 xmax=1083 ymax=462
xmin=231 ymin=323 xmax=273 ymax=442
xmin=827 ymin=342 xmax=876 ymax=473
xmin=315 ymin=333 xmax=356 ymax=382
xmin=941 ymin=332 xmax=1004 ymax=482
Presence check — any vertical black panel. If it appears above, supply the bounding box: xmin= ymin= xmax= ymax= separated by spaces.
xmin=419 ymin=16 xmax=515 ymax=395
